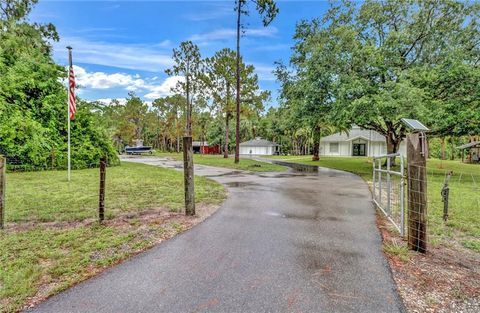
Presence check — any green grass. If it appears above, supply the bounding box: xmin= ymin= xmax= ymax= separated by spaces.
xmin=383 ymin=239 xmax=411 ymax=262
xmin=154 ymin=152 xmax=287 ymax=172
xmin=266 ymin=155 xmax=480 ymax=252
xmin=1 ymin=162 xmax=226 ymax=312
xmin=6 ymin=162 xmax=225 ymax=223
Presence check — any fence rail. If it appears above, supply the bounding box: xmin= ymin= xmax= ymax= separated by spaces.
xmin=372 ymin=153 xmax=406 ymax=236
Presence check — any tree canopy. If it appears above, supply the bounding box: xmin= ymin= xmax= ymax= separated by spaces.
xmin=0 ymin=0 xmax=118 ymax=168
xmin=286 ymin=0 xmax=480 ymax=155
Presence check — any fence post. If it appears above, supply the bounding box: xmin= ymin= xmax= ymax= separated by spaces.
xmin=99 ymin=157 xmax=107 ymax=223
xmin=378 ymin=159 xmax=382 ymax=207
xmin=183 ymin=136 xmax=195 ymax=215
xmin=400 ymin=156 xmax=405 ymax=237
xmin=0 ymin=156 xmax=5 ymax=229
xmin=441 ymin=171 xmax=452 ymax=222
xmin=372 ymin=158 xmax=376 ymax=200
xmin=407 ymin=133 xmax=427 ymax=253
xmin=386 ymin=156 xmax=391 ymax=215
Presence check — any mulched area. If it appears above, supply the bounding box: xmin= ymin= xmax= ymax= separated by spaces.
xmin=377 ymin=214 xmax=480 ymax=313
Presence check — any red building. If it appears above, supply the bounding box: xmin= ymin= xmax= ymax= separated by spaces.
xmin=192 ymin=141 xmax=221 ymax=155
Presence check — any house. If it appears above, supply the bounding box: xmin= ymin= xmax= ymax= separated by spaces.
xmin=320 ymin=126 xmax=406 ymax=157
xmin=192 ymin=141 xmax=220 ymax=154
xmin=239 ymin=138 xmax=280 ymax=155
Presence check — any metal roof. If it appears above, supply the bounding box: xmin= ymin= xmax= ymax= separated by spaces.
xmin=192 ymin=141 xmax=209 ymax=147
xmin=321 ymin=126 xmax=386 ymax=142
xmin=457 ymin=141 xmax=480 ymax=150
xmin=240 ymin=138 xmax=279 ymax=147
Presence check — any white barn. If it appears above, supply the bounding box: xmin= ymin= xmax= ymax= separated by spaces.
xmin=320 ymin=126 xmax=406 ymax=157
xmin=239 ymin=138 xmax=280 ymax=155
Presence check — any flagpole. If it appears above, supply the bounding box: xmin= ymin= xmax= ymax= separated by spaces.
xmin=67 ymin=46 xmax=72 ymax=182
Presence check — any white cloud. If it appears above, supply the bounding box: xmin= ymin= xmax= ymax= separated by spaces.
xmin=144 ymin=76 xmax=185 ymax=99
xmin=251 ymin=63 xmax=276 ymax=81
xmin=189 ymin=27 xmax=278 ymax=43
xmin=55 ymin=37 xmax=173 ymax=72
xmin=73 ymin=65 xmax=146 ymax=90
xmin=72 ymin=66 xmax=184 ymax=100
xmin=183 ymin=5 xmax=232 ymax=21
xmin=96 ymin=98 xmax=127 ymax=106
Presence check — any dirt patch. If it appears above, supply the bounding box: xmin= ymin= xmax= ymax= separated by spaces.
xmin=377 ymin=214 xmax=480 ymax=313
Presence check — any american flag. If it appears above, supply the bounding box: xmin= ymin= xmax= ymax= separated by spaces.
xmin=68 ymin=65 xmax=76 ymax=120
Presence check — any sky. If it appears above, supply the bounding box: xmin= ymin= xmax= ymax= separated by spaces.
xmin=30 ymin=0 xmax=331 ymax=106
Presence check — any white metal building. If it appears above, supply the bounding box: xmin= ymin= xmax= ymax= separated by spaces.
xmin=239 ymin=138 xmax=280 ymax=155
xmin=320 ymin=126 xmax=406 ymax=157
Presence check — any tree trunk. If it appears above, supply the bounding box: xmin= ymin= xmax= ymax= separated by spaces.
xmin=234 ymin=0 xmax=242 ymax=164
xmin=224 ymin=113 xmax=230 ymax=158
xmin=386 ymin=131 xmax=401 ymax=165
xmin=449 ymin=137 xmax=455 ymax=160
xmin=441 ymin=137 xmax=446 ymax=160
xmin=312 ymin=125 xmax=321 ymax=161
xmin=386 ymin=134 xmax=400 ymax=155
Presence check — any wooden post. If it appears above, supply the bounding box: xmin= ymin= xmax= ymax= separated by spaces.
xmin=99 ymin=157 xmax=107 ymax=223
xmin=407 ymin=133 xmax=428 ymax=253
xmin=0 ymin=156 xmax=5 ymax=229
xmin=183 ymin=136 xmax=195 ymax=215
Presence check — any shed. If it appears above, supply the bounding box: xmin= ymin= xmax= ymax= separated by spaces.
xmin=457 ymin=141 xmax=480 ymax=163
xmin=239 ymin=138 xmax=280 ymax=155
xmin=192 ymin=141 xmax=220 ymax=155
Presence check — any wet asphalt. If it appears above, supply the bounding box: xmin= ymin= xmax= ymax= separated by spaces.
xmin=26 ymin=156 xmax=404 ymax=313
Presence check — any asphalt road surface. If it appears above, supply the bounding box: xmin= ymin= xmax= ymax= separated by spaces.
xmin=27 ymin=156 xmax=404 ymax=313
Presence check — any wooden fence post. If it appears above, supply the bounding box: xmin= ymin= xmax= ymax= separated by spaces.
xmin=0 ymin=156 xmax=5 ymax=229
xmin=407 ymin=133 xmax=428 ymax=253
xmin=99 ymin=157 xmax=107 ymax=223
xmin=183 ymin=136 xmax=195 ymax=215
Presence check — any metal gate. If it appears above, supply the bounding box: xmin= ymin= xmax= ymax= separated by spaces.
xmin=372 ymin=153 xmax=406 ymax=236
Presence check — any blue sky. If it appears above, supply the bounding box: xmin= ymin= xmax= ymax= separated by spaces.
xmin=31 ymin=0 xmax=331 ymax=106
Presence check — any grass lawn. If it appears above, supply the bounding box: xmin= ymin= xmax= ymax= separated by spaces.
xmin=154 ymin=152 xmax=287 ymax=172
xmin=266 ymin=155 xmax=480 ymax=252
xmin=0 ymin=162 xmax=226 ymax=312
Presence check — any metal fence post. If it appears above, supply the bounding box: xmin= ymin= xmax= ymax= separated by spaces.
xmin=386 ymin=156 xmax=391 ymax=215
xmin=372 ymin=158 xmax=376 ymax=201
xmin=400 ymin=156 xmax=405 ymax=237
xmin=99 ymin=157 xmax=107 ymax=223
xmin=0 ymin=156 xmax=5 ymax=229
xmin=441 ymin=171 xmax=452 ymax=222
xmin=378 ymin=159 xmax=382 ymax=207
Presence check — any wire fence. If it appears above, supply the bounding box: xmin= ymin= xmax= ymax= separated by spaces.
xmin=373 ymin=153 xmax=480 ymax=253
xmin=0 ymin=155 xmax=196 ymax=231
xmin=425 ymin=165 xmax=480 ymax=250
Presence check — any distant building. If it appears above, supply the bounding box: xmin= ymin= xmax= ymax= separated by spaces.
xmin=239 ymin=138 xmax=280 ymax=155
xmin=320 ymin=125 xmax=406 ymax=157
xmin=192 ymin=141 xmax=221 ymax=154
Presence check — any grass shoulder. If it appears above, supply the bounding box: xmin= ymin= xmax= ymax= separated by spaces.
xmin=1 ymin=162 xmax=226 ymax=312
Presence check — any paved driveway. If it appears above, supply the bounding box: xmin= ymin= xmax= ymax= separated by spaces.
xmin=27 ymin=156 xmax=404 ymax=313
